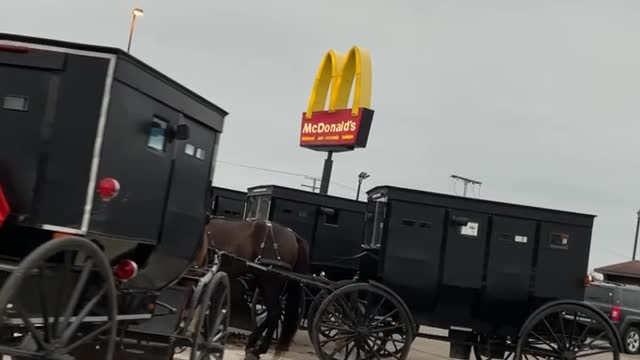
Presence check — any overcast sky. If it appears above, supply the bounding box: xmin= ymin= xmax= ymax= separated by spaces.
xmin=3 ymin=0 xmax=640 ymax=270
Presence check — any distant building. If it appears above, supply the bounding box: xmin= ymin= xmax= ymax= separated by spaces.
xmin=594 ymin=260 xmax=640 ymax=286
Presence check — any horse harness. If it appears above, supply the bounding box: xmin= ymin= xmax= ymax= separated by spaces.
xmin=254 ymin=220 xmax=293 ymax=270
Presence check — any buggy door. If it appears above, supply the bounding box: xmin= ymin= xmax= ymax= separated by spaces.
xmin=141 ymin=116 xmax=217 ymax=289
xmin=0 ymin=65 xmax=57 ymax=218
xmin=160 ymin=117 xmax=216 ymax=258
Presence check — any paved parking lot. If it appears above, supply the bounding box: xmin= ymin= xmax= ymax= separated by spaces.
xmin=222 ymin=331 xmax=451 ymax=360
xmin=219 ymin=327 xmax=635 ymax=360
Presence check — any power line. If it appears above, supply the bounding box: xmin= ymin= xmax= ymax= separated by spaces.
xmin=216 ymin=160 xmax=366 ymax=196
xmin=301 ymin=176 xmax=320 ymax=192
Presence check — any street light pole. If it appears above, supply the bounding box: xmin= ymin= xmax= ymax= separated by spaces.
xmin=127 ymin=8 xmax=144 ymax=53
xmin=356 ymin=172 xmax=370 ymax=201
xmin=633 ymin=210 xmax=640 ymax=260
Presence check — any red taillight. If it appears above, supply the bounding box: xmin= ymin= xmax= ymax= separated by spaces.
xmin=0 ymin=184 xmax=10 ymax=228
xmin=611 ymin=305 xmax=621 ymax=322
xmin=114 ymin=259 xmax=138 ymax=281
xmin=0 ymin=44 xmax=30 ymax=53
xmin=97 ymin=178 xmax=120 ymax=201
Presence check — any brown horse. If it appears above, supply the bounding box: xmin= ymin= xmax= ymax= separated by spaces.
xmin=197 ymin=217 xmax=310 ymax=360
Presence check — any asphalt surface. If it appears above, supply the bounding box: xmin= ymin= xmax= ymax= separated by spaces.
xmin=217 ymin=327 xmax=632 ymax=360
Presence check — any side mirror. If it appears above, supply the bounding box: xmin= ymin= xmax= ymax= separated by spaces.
xmin=174 ymin=124 xmax=190 ymax=140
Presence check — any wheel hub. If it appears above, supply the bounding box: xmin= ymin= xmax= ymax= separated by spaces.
xmin=356 ymin=326 xmax=369 ymax=336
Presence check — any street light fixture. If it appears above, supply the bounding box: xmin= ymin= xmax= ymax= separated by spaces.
xmin=356 ymin=171 xmax=370 ymax=201
xmin=127 ymin=8 xmax=144 ymax=53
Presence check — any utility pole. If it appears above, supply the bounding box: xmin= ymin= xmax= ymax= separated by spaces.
xmin=356 ymin=171 xmax=370 ymax=201
xmin=301 ymin=176 xmax=320 ymax=192
xmin=633 ymin=210 xmax=640 ymax=260
xmin=450 ymin=174 xmax=482 ymax=198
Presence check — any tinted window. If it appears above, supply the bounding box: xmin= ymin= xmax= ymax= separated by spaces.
xmin=585 ymin=285 xmax=614 ymax=304
xmin=621 ymin=289 xmax=640 ymax=308
xmin=147 ymin=117 xmax=168 ymax=152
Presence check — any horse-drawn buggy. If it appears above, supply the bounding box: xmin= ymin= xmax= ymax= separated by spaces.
xmin=0 ymin=32 xmax=231 ymax=359
xmin=202 ymin=182 xmax=623 ymax=360
xmin=209 ymin=187 xmax=246 ymax=220
xmin=299 ymin=185 xmax=622 ymax=360
xmin=230 ymin=185 xmax=366 ymax=337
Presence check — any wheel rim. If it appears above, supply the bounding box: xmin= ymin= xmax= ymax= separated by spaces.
xmin=190 ymin=272 xmax=230 ymax=360
xmin=516 ymin=304 xmax=620 ymax=360
xmin=311 ymin=283 xmax=414 ymax=360
xmin=0 ymin=237 xmax=117 ymax=360
xmin=207 ymin=272 xmax=230 ymax=360
xmin=626 ymin=330 xmax=639 ymax=352
xmin=307 ymin=280 xmax=357 ymax=341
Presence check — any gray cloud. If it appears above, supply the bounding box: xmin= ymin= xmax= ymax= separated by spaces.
xmin=3 ymin=0 xmax=640 ymax=269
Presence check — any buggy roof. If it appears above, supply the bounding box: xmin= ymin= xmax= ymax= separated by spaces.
xmin=0 ymin=32 xmax=228 ymax=117
xmin=247 ymin=184 xmax=366 ymax=212
xmin=368 ymin=185 xmax=596 ymax=227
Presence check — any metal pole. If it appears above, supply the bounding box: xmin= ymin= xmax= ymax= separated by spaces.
xmin=634 ymin=210 xmax=640 ymax=260
xmin=127 ymin=13 xmax=137 ymax=53
xmin=319 ymin=151 xmax=333 ymax=194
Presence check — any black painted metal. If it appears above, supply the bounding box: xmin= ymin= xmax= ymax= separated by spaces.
xmin=0 ymin=48 xmax=108 ymax=229
xmin=363 ymin=185 xmax=596 ymax=337
xmin=210 ymin=186 xmax=247 ymax=219
xmin=0 ymin=33 xmax=228 ymax=292
xmin=245 ymin=185 xmax=366 ymax=277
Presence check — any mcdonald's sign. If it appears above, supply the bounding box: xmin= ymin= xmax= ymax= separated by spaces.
xmin=300 ymin=46 xmax=374 ymax=151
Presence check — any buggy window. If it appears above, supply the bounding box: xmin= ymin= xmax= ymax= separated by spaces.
xmin=147 ymin=117 xmax=168 ymax=152
xmin=370 ymin=199 xmax=387 ymax=248
xmin=245 ymin=196 xmax=271 ymax=220
xmin=322 ymin=207 xmax=339 ymax=226
xmin=585 ymin=285 xmax=614 ymax=305
xmin=2 ymin=95 xmax=28 ymax=111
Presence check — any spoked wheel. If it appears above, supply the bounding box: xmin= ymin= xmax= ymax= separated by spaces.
xmin=307 ymin=280 xmax=356 ymax=341
xmin=311 ymin=283 xmax=415 ymax=360
xmin=515 ymin=303 xmax=620 ymax=360
xmin=184 ymin=271 xmax=231 ymax=360
xmin=0 ymin=236 xmax=117 ymax=359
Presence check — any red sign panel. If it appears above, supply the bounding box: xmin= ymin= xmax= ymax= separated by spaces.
xmin=0 ymin=184 xmax=10 ymax=228
xmin=299 ymin=107 xmax=374 ymax=151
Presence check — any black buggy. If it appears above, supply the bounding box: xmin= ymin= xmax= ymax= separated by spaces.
xmin=299 ymin=185 xmax=623 ymax=360
xmin=0 ymin=33 xmax=231 ymax=359
xmin=234 ymin=185 xmax=366 ymax=338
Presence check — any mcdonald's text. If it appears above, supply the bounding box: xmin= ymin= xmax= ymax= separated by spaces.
xmin=300 ymin=108 xmax=373 ymax=151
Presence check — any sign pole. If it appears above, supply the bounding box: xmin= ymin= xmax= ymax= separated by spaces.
xmin=319 ymin=151 xmax=334 ymax=194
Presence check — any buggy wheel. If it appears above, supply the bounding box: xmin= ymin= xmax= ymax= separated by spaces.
xmin=311 ymin=282 xmax=414 ymax=360
xmin=187 ymin=271 xmax=231 ymax=360
xmin=0 ymin=236 xmax=117 ymax=359
xmin=515 ymin=302 xmax=620 ymax=360
xmin=306 ymin=280 xmax=356 ymax=341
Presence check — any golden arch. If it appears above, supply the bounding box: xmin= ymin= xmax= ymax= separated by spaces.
xmin=304 ymin=46 xmax=372 ymax=119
